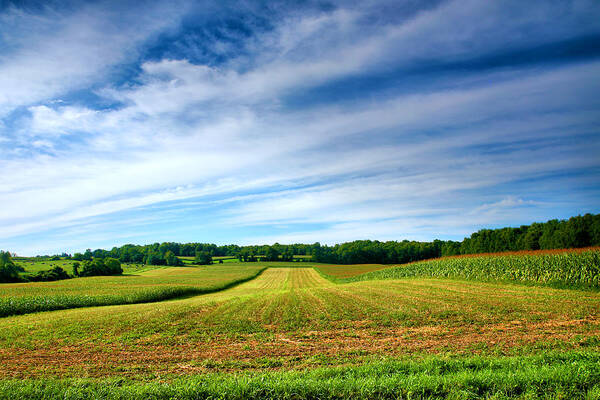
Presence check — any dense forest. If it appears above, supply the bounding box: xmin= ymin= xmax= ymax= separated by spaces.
xmin=15 ymin=213 xmax=600 ymax=266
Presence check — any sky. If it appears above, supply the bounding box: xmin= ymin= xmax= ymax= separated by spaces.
xmin=1 ymin=0 xmax=599 ymax=255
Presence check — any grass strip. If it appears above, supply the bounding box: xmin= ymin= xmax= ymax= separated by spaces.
xmin=0 ymin=352 xmax=598 ymax=399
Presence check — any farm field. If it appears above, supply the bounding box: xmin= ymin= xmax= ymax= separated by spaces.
xmin=13 ymin=257 xmax=153 ymax=275
xmin=317 ymin=249 xmax=600 ymax=290
xmin=0 ymin=264 xmax=265 ymax=317
xmin=315 ymin=263 xmax=393 ymax=279
xmin=0 ymin=253 xmax=599 ymax=398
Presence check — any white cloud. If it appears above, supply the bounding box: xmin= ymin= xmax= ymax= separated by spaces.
xmin=0 ymin=0 xmax=188 ymax=116
xmin=27 ymin=105 xmax=100 ymax=136
xmin=1 ymin=60 xmax=598 ymax=242
xmin=1 ymin=0 xmax=599 ymax=253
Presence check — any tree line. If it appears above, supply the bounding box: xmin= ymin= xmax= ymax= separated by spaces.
xmin=19 ymin=213 xmax=600 ymax=267
xmin=69 ymin=242 xmax=312 ymax=265
xmin=457 ymin=214 xmax=600 ymax=254
xmin=0 ymin=250 xmax=124 ymax=283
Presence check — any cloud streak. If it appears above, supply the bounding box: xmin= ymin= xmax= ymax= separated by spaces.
xmin=1 ymin=0 xmax=599 ymax=254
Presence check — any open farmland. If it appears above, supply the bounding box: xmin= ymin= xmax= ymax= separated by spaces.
xmin=0 ymin=264 xmax=265 ymax=317
xmin=315 ymin=263 xmax=395 ymax=279
xmin=13 ymin=257 xmax=156 ymax=275
xmin=0 ymin=252 xmax=599 ymax=398
xmin=318 ymin=250 xmax=600 ymax=289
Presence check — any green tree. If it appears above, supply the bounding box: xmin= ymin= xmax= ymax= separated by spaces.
xmin=0 ymin=251 xmax=21 ymax=283
xmin=165 ymin=251 xmax=181 ymax=266
xmin=72 ymin=262 xmax=80 ymax=277
xmin=104 ymin=258 xmax=123 ymax=275
xmin=195 ymin=250 xmax=212 ymax=265
xmin=80 ymin=258 xmax=122 ymax=277
xmin=265 ymin=246 xmax=280 ymax=261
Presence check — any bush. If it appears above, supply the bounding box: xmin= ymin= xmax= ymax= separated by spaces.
xmin=0 ymin=251 xmax=22 ymax=283
xmin=195 ymin=250 xmax=212 ymax=265
xmin=165 ymin=251 xmax=183 ymax=266
xmin=80 ymin=258 xmax=123 ymax=277
xmin=24 ymin=266 xmax=71 ymax=282
xmin=72 ymin=262 xmax=80 ymax=276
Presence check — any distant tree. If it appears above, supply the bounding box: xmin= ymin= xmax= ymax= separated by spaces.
xmin=165 ymin=251 xmax=175 ymax=266
xmin=145 ymin=251 xmax=165 ymax=266
xmin=165 ymin=251 xmax=183 ymax=266
xmin=195 ymin=250 xmax=212 ymax=265
xmin=104 ymin=258 xmax=123 ymax=275
xmin=26 ymin=266 xmax=70 ymax=282
xmin=523 ymin=223 xmax=543 ymax=250
xmin=0 ymin=250 xmax=21 ymax=283
xmin=441 ymin=241 xmax=461 ymax=256
xmin=80 ymin=258 xmax=122 ymax=277
xmin=83 ymin=249 xmax=93 ymax=261
xmin=265 ymin=247 xmax=280 ymax=261
xmin=281 ymin=248 xmax=294 ymax=261
xmin=72 ymin=262 xmax=80 ymax=277
xmin=50 ymin=213 xmax=600 ymax=269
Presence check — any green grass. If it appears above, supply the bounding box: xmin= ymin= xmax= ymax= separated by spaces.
xmin=0 ymin=264 xmax=265 ymax=317
xmin=1 ymin=258 xmax=599 ymax=398
xmin=14 ymin=258 xmax=153 ymax=275
xmin=317 ymin=250 xmax=600 ymax=290
xmin=1 ymin=268 xmax=598 ymax=378
xmin=15 ymin=258 xmax=78 ymax=274
xmin=315 ymin=263 xmax=392 ymax=279
xmin=1 ymin=352 xmax=599 ymax=399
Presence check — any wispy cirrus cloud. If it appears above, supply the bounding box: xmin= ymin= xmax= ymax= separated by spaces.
xmin=0 ymin=0 xmax=599 ymax=254
xmin=0 ymin=0 xmax=189 ymax=116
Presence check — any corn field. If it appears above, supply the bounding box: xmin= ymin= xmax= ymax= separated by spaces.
xmin=339 ymin=250 xmax=600 ymax=289
xmin=0 ymin=266 xmax=266 ymax=318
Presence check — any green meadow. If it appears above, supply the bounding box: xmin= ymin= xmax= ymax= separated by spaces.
xmin=0 ymin=264 xmax=265 ymax=317
xmin=0 ymin=250 xmax=599 ymax=398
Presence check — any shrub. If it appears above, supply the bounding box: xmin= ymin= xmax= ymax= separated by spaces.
xmin=195 ymin=250 xmax=212 ymax=265
xmin=80 ymin=258 xmax=123 ymax=277
xmin=0 ymin=251 xmax=22 ymax=283
xmin=24 ymin=266 xmax=71 ymax=282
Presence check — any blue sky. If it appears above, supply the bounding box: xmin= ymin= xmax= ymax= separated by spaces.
xmin=1 ymin=0 xmax=599 ymax=255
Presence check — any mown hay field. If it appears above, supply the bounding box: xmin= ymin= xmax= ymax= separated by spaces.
xmin=1 ymin=268 xmax=599 ymax=376
xmin=315 ymin=263 xmax=393 ymax=279
xmin=0 ymin=253 xmax=599 ymax=398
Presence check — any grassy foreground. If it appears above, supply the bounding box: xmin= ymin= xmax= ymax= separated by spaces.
xmin=1 ymin=352 xmax=599 ymax=399
xmin=0 ymin=265 xmax=265 ymax=317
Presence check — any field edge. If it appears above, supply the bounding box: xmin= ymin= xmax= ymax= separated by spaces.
xmin=1 ymin=351 xmax=599 ymax=399
xmin=0 ymin=267 xmax=268 ymax=318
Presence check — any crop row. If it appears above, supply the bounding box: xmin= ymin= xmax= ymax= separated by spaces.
xmin=1 ymin=351 xmax=598 ymax=399
xmin=323 ymin=250 xmax=600 ymax=289
xmin=0 ymin=267 xmax=266 ymax=318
